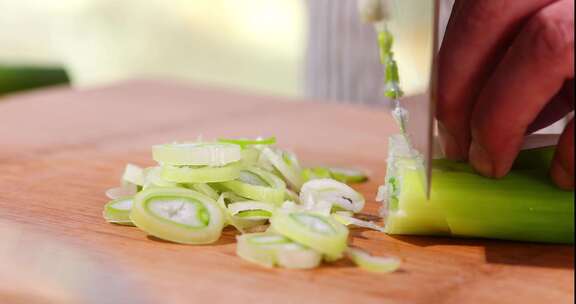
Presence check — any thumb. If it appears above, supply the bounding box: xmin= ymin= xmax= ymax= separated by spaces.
xmin=550 ymin=118 xmax=574 ymax=190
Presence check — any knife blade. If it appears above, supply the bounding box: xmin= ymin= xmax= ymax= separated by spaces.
xmin=394 ymin=0 xmax=439 ymax=199
xmin=358 ymin=0 xmax=440 ymax=198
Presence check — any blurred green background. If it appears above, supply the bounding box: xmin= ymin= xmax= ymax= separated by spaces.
xmin=0 ymin=0 xmax=306 ymax=97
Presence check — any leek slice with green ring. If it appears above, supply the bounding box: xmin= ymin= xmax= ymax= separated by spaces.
xmin=327 ymin=167 xmax=368 ymax=184
xmin=153 ymin=142 xmax=241 ymax=166
xmin=219 ymin=167 xmax=286 ymax=204
xmin=161 ymin=161 xmax=242 ymax=183
xmin=130 ymin=187 xmax=224 ymax=244
xmin=228 ymin=201 xmax=274 ymax=229
xmin=218 ymin=136 xmax=276 ymax=148
xmin=260 ymin=148 xmax=303 ymax=190
xmin=236 ymin=233 xmax=322 ymax=269
xmin=216 ymin=193 xmax=266 ymax=232
xmin=228 ymin=201 xmax=276 ymax=221
xmin=270 ymin=210 xmax=349 ymax=260
xmin=347 ymin=247 xmax=401 ymax=273
xmin=103 ymin=197 xmax=134 ymax=226
xmin=300 ymin=179 xmax=365 ymax=213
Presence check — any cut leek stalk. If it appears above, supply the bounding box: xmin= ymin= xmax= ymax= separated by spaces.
xmin=218 ymin=137 xmax=276 ymax=148
xmin=153 ymin=142 xmax=241 ymax=166
xmin=218 ymin=167 xmax=286 ymax=205
xmin=103 ymin=197 xmax=134 ymax=226
xmin=260 ymin=148 xmax=303 ymax=191
xmin=300 ymin=179 xmax=365 ymax=213
xmin=122 ymin=164 xmax=145 ymax=186
xmin=270 ymin=210 xmax=349 ymax=260
xmin=161 ymin=161 xmax=242 ymax=183
xmin=236 ymin=233 xmax=322 ymax=269
xmin=130 ymin=187 xmax=224 ymax=244
xmin=381 ymin=134 xmax=575 ymax=244
xmin=347 ymin=248 xmax=401 ymax=273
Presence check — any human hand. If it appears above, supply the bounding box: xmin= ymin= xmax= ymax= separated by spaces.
xmin=437 ymin=0 xmax=574 ymax=189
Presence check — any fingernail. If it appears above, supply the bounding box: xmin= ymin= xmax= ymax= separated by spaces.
xmin=550 ymin=162 xmax=574 ymax=190
xmin=469 ymin=140 xmax=494 ymax=177
xmin=438 ymin=123 xmax=465 ymax=160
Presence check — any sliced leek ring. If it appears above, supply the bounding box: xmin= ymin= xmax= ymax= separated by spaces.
xmin=279 ymin=199 xmax=332 ymax=216
xmin=260 ymin=148 xmax=303 ymax=190
xmin=218 ymin=137 xmax=276 ymax=148
xmin=301 ymin=167 xmax=331 ymax=183
xmin=300 ymin=179 xmax=365 ymax=213
xmin=327 ymin=167 xmax=368 ymax=184
xmin=161 ymin=161 xmax=242 ymax=183
xmin=228 ymin=201 xmax=276 ymax=221
xmin=216 ymin=193 xmax=265 ymax=232
xmin=186 ymin=183 xmax=220 ymax=201
xmin=105 ymin=184 xmax=137 ymax=200
xmin=219 ymin=167 xmax=286 ymax=204
xmin=103 ymin=197 xmax=134 ymax=226
xmin=284 ymin=188 xmax=300 ymax=203
xmin=152 ymin=142 xmax=241 ymax=166
xmin=236 ymin=233 xmax=322 ymax=269
xmin=333 ymin=213 xmax=384 ymax=232
xmin=122 ymin=163 xmax=145 ymax=186
xmin=241 ymin=147 xmax=260 ymax=166
xmin=347 ymin=248 xmax=401 ymax=273
xmin=130 ymin=187 xmax=224 ymax=244
xmin=270 ymin=210 xmax=349 ymax=260
xmin=143 ymin=166 xmax=181 ymax=189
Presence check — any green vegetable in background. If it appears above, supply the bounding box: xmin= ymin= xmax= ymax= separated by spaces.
xmin=0 ymin=65 xmax=69 ymax=96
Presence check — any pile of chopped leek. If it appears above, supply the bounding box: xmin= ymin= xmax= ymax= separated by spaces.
xmin=103 ymin=137 xmax=400 ymax=272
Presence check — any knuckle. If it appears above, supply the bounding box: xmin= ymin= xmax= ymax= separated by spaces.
xmin=525 ymin=11 xmax=574 ymax=59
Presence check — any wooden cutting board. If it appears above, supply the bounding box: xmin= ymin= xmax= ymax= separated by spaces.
xmin=0 ymin=80 xmax=573 ymax=304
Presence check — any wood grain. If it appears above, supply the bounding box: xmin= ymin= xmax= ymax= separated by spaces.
xmin=0 ymin=80 xmax=573 ymax=304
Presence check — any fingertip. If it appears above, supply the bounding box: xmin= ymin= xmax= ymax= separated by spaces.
xmin=550 ymin=118 xmax=574 ymax=190
xmin=438 ymin=122 xmax=467 ymax=161
xmin=469 ymin=140 xmax=495 ymax=178
xmin=550 ymin=161 xmax=575 ymax=191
